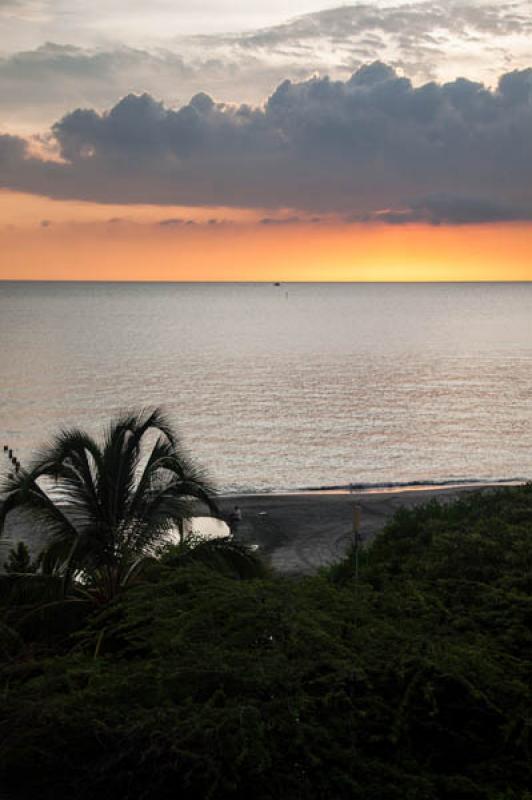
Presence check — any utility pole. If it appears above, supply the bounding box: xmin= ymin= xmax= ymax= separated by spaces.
xmin=353 ymin=503 xmax=362 ymax=582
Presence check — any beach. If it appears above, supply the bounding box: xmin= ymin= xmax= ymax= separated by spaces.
xmin=1 ymin=482 xmax=520 ymax=575
xmin=219 ymin=483 xmax=512 ymax=574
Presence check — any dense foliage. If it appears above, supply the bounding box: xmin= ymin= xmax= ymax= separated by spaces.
xmin=1 ymin=486 xmax=531 ymax=800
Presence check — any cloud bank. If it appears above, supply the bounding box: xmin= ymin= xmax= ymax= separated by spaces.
xmin=2 ymin=63 xmax=532 ymax=223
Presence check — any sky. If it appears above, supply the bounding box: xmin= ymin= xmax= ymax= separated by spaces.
xmin=1 ymin=0 xmax=532 ymax=280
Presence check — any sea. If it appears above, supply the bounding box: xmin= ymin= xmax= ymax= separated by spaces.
xmin=1 ymin=281 xmax=531 ymax=494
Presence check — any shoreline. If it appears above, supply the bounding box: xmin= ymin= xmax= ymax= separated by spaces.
xmin=221 ymin=478 xmax=526 ymax=498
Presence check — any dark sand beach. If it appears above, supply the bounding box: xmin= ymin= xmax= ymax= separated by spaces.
xmin=220 ymin=484 xmax=518 ymax=574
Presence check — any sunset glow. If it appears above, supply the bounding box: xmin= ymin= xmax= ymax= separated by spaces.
xmin=1 ymin=191 xmax=531 ymax=282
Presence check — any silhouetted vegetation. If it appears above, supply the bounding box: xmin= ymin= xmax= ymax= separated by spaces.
xmin=0 ymin=409 xmax=219 ymax=604
xmin=3 ymin=541 xmax=37 ymax=574
xmin=1 ymin=461 xmax=530 ymax=797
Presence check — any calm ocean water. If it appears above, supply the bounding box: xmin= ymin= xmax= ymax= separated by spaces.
xmin=0 ymin=281 xmax=531 ymax=493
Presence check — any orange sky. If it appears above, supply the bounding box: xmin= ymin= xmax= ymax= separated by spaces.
xmin=1 ymin=190 xmax=531 ymax=281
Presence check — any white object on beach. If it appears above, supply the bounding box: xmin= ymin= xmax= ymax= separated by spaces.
xmin=166 ymin=516 xmax=230 ymax=543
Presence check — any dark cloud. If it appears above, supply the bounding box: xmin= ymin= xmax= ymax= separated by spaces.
xmin=260 ymin=216 xmax=301 ymax=225
xmin=159 ymin=217 xmax=185 ymax=226
xmin=259 ymin=215 xmax=322 ymax=225
xmin=2 ymin=64 xmax=532 ymax=223
xmin=0 ymin=132 xmax=27 ymax=160
xmin=159 ymin=217 xmax=198 ymax=226
xmin=351 ymin=195 xmax=532 ymax=225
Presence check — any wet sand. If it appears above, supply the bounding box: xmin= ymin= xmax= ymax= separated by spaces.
xmin=220 ymin=484 xmax=510 ymax=574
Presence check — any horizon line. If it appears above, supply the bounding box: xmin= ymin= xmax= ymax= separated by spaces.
xmin=2 ymin=279 xmax=532 ymax=285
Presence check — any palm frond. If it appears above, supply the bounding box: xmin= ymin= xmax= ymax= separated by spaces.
xmin=1 ymin=407 xmax=218 ymax=603
xmin=126 ymin=435 xmax=177 ymax=521
xmin=33 ymin=428 xmax=103 ymax=523
xmin=99 ymin=408 xmax=179 ymax=532
xmin=0 ymin=466 xmax=78 ymax=544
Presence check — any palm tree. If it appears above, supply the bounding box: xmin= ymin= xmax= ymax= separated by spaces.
xmin=0 ymin=408 xmax=219 ymax=603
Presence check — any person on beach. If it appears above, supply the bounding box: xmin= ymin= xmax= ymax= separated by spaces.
xmin=228 ymin=505 xmax=242 ymax=535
